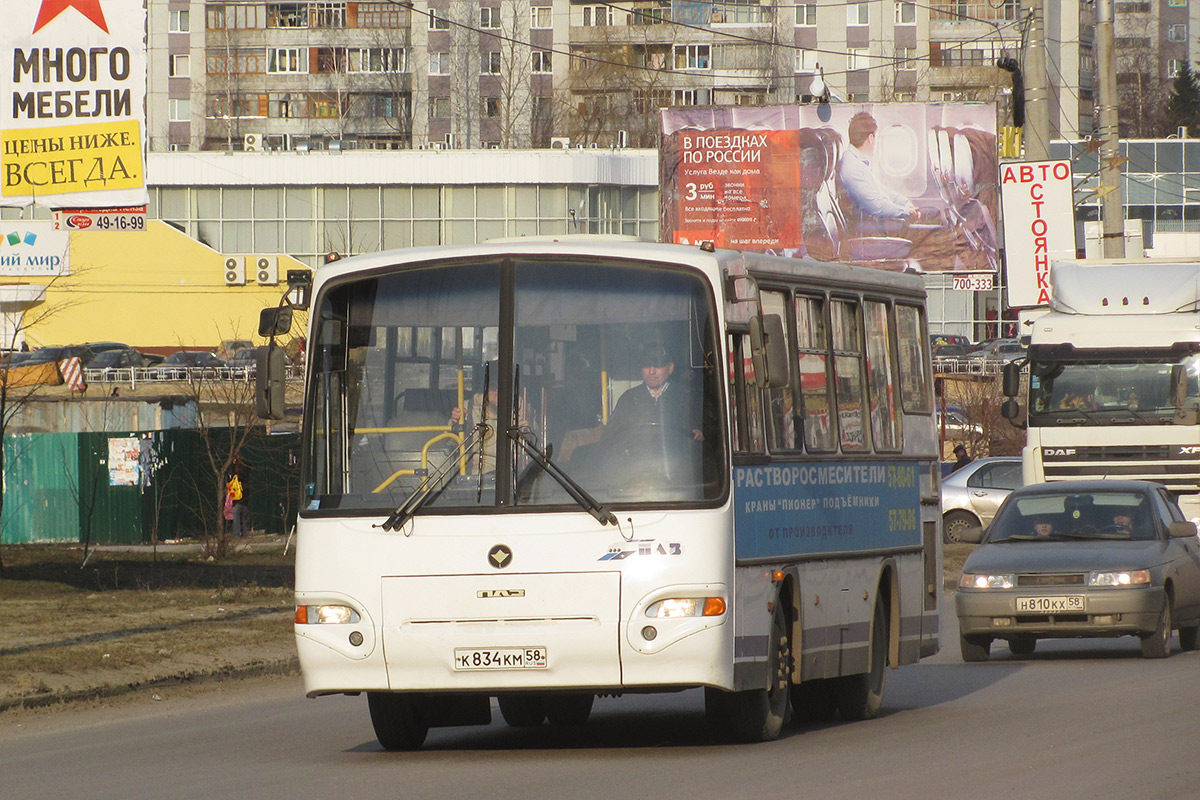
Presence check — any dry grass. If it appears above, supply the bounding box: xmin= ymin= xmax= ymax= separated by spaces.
xmin=0 ymin=543 xmax=296 ymax=712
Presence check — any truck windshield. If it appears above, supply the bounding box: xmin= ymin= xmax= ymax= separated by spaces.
xmin=303 ymin=256 xmax=725 ymax=515
xmin=1028 ymin=355 xmax=1200 ymax=424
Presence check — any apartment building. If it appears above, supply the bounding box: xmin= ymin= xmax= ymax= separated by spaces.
xmin=148 ymin=1 xmax=1136 ymax=154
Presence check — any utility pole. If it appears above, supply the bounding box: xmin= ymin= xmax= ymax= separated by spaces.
xmin=1022 ymin=0 xmax=1050 ymax=161
xmin=1095 ymin=0 xmax=1127 ymax=258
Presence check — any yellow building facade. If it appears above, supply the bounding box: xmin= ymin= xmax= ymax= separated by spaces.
xmin=8 ymin=221 xmax=307 ymax=351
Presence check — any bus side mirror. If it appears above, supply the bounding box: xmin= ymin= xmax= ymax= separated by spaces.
xmin=255 ymin=344 xmax=286 ymax=420
xmin=1002 ymin=360 xmax=1022 ymax=397
xmin=259 ymin=306 xmax=293 ymax=338
xmin=750 ymin=313 xmax=789 ymax=389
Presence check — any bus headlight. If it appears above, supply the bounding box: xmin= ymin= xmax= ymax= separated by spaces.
xmin=295 ymin=604 xmax=361 ymax=624
xmin=645 ymin=597 xmax=726 ymax=618
xmin=1087 ymin=570 xmax=1151 ymax=587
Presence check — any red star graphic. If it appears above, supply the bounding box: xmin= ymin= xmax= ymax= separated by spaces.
xmin=33 ymin=0 xmax=109 ymax=33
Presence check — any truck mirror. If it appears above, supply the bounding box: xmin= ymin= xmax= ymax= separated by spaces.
xmin=255 ymin=344 xmax=286 ymax=420
xmin=1001 ymin=398 xmax=1021 ymax=420
xmin=1002 ymin=361 xmax=1022 ymax=397
xmin=749 ymin=314 xmax=789 ymax=389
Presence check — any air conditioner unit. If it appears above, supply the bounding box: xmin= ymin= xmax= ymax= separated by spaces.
xmin=616 ymin=129 xmax=629 ymax=148
xmin=550 ymin=137 xmax=571 ymax=149
xmin=255 ymin=256 xmax=278 ymax=285
xmin=244 ymin=133 xmax=262 ymax=152
xmin=224 ymin=256 xmax=246 ymax=286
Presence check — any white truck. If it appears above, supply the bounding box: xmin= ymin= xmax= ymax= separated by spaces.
xmin=1001 ymin=259 xmax=1200 ymax=520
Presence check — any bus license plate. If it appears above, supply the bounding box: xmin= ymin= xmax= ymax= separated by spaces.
xmin=1017 ymin=596 xmax=1084 ymax=613
xmin=454 ymin=647 xmax=548 ymax=671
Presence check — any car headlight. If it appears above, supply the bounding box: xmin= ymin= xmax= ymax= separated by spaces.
xmin=295 ymin=604 xmax=361 ymax=624
xmin=959 ymin=573 xmax=1015 ymax=590
xmin=645 ymin=597 xmax=726 ymax=618
xmin=1087 ymin=570 xmax=1151 ymax=587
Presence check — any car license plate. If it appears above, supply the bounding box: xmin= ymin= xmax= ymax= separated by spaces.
xmin=453 ymin=647 xmax=548 ymax=671
xmin=1017 ymin=596 xmax=1084 ymax=612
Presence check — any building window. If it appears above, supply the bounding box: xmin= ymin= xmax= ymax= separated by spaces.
xmin=169 ymin=98 xmax=190 ymax=122
xmin=268 ymin=47 xmax=308 ymax=74
xmin=847 ymin=2 xmax=869 ymax=26
xmin=357 ymin=2 xmax=404 ymax=27
xmin=895 ymin=2 xmax=915 ymax=24
xmin=312 ymin=2 xmax=346 ymax=28
xmin=481 ymin=51 xmax=501 ymax=75
xmin=531 ymin=6 xmax=552 ymax=29
xmin=673 ymin=88 xmax=710 ymax=105
xmin=794 ymin=49 xmax=814 ymax=73
xmin=532 ymin=51 xmax=552 ymax=73
xmin=480 ymin=7 xmax=501 ymax=28
xmin=483 ymin=97 xmax=501 ymax=117
xmin=1170 ymin=59 xmax=1188 ymax=78
xmin=583 ymin=6 xmax=611 ymax=26
xmin=848 ymin=48 xmax=869 ymax=70
xmin=1168 ymin=24 xmax=1187 ymax=43
xmin=795 ymin=4 xmax=816 ymax=25
xmin=429 ymin=52 xmax=450 ymax=75
xmin=267 ymin=3 xmax=307 ymax=28
xmin=429 ymin=96 xmax=450 ymax=119
xmin=351 ymin=47 xmax=406 ymax=73
xmin=673 ymin=44 xmax=710 ymax=70
xmin=1169 ymin=0 xmax=1187 ymax=6
xmin=429 ymin=9 xmax=450 ymax=30
xmin=169 ymin=9 xmax=190 ymax=32
xmin=894 ymin=47 xmax=916 ymax=71
xmin=170 ymin=54 xmax=190 ymax=78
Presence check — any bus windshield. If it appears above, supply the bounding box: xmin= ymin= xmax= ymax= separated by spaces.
xmin=1027 ymin=354 xmax=1200 ymax=425
xmin=304 ymin=256 xmax=725 ymax=515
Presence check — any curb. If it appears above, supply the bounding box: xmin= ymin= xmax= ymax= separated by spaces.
xmin=0 ymin=656 xmax=300 ymax=713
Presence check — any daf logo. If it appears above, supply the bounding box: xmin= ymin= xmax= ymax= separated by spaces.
xmin=477 ymin=589 xmax=525 ymax=598
xmin=1043 ymin=448 xmax=1076 ymax=457
xmin=488 ymin=544 xmax=513 ymax=569
xmin=1181 ymin=446 xmax=1200 ymax=455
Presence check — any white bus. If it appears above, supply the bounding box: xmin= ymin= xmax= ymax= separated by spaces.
xmin=260 ymin=238 xmax=941 ymax=749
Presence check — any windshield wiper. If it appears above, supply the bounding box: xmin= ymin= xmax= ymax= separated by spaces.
xmin=379 ymin=425 xmax=487 ymax=532
xmin=508 ymin=428 xmax=617 ymax=526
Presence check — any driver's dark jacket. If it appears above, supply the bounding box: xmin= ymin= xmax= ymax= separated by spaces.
xmin=607 ymin=381 xmax=699 ymax=443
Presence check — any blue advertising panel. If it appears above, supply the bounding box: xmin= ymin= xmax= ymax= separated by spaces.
xmin=734 ymin=462 xmax=921 ymax=560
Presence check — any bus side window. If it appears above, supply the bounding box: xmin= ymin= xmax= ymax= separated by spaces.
xmin=796 ymin=294 xmax=836 ymax=452
xmin=760 ymin=290 xmax=798 ymax=451
xmin=728 ymin=333 xmax=765 ymax=453
xmin=831 ymin=299 xmax=869 ymax=452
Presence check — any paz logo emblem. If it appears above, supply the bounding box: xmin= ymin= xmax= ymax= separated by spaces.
xmin=487 ymin=544 xmax=513 ymax=569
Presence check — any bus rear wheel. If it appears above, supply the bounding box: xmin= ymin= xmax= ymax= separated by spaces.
xmin=709 ymin=603 xmax=790 ymax=742
xmin=367 ymin=692 xmax=429 ymax=751
xmin=837 ymin=594 xmax=887 ymax=721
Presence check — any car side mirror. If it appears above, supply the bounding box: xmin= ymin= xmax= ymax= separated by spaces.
xmin=1168 ymin=520 xmax=1198 ymax=539
xmin=958 ymin=526 xmax=984 ymax=544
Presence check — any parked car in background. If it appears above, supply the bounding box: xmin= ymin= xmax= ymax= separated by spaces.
xmin=153 ymin=350 xmax=225 ymax=379
xmin=86 ymin=348 xmax=145 ymax=372
xmin=23 ymin=344 xmax=98 ymax=366
xmin=955 ymin=480 xmax=1200 ymax=661
xmin=969 ymin=338 xmax=1026 ymax=364
xmin=941 ymin=456 xmax=1023 ymax=542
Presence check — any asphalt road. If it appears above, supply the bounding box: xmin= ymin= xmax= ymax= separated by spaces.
xmin=4 ymin=611 xmax=1199 ymax=800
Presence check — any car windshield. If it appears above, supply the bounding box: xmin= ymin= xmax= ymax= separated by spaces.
xmin=987 ymin=490 xmax=1156 ymax=542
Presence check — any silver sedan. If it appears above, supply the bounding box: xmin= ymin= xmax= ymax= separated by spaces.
xmin=955 ymin=480 xmax=1200 ymax=661
xmin=941 ymin=456 xmax=1022 ymax=542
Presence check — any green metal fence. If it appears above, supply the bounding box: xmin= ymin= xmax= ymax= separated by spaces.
xmin=1 ymin=429 xmax=300 ymax=544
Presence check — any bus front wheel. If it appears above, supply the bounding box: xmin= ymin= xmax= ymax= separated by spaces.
xmin=367 ymin=692 xmax=429 ymax=751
